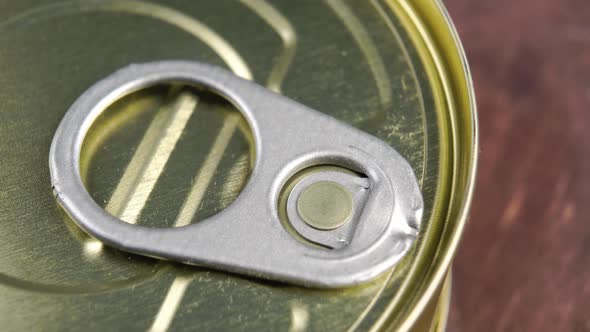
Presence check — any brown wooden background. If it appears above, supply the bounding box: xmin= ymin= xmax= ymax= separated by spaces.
xmin=444 ymin=1 xmax=590 ymax=331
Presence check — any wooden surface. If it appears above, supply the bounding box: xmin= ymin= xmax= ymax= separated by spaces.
xmin=444 ymin=1 xmax=590 ymax=331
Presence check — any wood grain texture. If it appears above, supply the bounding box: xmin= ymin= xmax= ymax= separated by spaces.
xmin=444 ymin=1 xmax=590 ymax=331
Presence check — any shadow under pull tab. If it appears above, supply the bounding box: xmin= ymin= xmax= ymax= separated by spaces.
xmin=48 ymin=61 xmax=423 ymax=288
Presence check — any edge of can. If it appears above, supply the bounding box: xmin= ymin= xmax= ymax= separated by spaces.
xmin=374 ymin=1 xmax=478 ymax=330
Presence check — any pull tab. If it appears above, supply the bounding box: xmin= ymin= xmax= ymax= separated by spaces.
xmin=49 ymin=61 xmax=423 ymax=288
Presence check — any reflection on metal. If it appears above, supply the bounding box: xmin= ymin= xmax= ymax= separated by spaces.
xmin=147 ymin=275 xmax=193 ymax=332
xmin=83 ymin=239 xmax=104 ymax=257
xmin=325 ymin=0 xmax=392 ymax=107
xmin=0 ymin=0 xmax=253 ymax=80
xmin=74 ymin=97 xmax=158 ymax=256
xmin=40 ymin=0 xmax=257 ymax=256
xmin=340 ymin=2 xmax=432 ymax=328
xmin=101 ymin=0 xmax=253 ymax=80
xmin=0 ymin=0 xmax=475 ymax=329
xmin=80 ymin=97 xmax=159 ymax=185
xmin=149 ymin=2 xmax=297 ymax=331
xmin=288 ymin=302 xmax=310 ymax=332
xmin=50 ymin=60 xmax=422 ymax=290
xmin=240 ymin=0 xmax=297 ymax=93
xmin=175 ymin=115 xmax=240 ymax=227
xmin=1 ymin=0 xmax=255 ymax=267
xmin=344 ymin=267 xmax=395 ymax=332
xmin=106 ymin=93 xmax=197 ymax=224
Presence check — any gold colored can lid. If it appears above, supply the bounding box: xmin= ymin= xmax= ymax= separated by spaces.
xmin=0 ymin=1 xmax=476 ymax=331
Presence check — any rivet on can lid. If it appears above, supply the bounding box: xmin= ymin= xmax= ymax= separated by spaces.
xmin=296 ymin=181 xmax=354 ymax=230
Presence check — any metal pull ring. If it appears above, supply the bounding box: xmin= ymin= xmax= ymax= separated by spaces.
xmin=49 ymin=61 xmax=423 ymax=288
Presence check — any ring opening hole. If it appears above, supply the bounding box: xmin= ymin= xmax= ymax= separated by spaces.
xmin=80 ymin=82 xmax=254 ymax=228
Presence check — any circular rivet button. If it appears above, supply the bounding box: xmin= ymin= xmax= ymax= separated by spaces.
xmin=296 ymin=181 xmax=354 ymax=230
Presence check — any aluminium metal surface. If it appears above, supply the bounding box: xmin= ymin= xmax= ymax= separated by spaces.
xmin=49 ymin=61 xmax=423 ymax=287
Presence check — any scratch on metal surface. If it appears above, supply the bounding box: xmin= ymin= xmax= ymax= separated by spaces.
xmin=0 ymin=0 xmax=253 ymax=80
xmin=76 ymin=0 xmax=256 ymax=253
xmin=371 ymin=0 xmax=428 ymax=186
xmin=103 ymin=0 xmax=253 ymax=80
xmin=345 ymin=268 xmax=395 ymax=332
xmin=325 ymin=0 xmax=392 ymax=107
xmin=344 ymin=1 xmax=429 ymax=329
xmin=148 ymin=1 xmax=296 ymax=331
xmin=85 ymin=93 xmax=197 ymax=257
xmin=106 ymin=93 xmax=197 ymax=224
xmin=220 ymin=153 xmax=250 ymax=207
xmin=174 ymin=115 xmax=240 ymax=227
xmin=240 ymin=0 xmax=297 ymax=93
xmin=145 ymin=106 xmax=239 ymax=332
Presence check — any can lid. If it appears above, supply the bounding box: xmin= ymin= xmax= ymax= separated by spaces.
xmin=0 ymin=1 xmax=476 ymax=330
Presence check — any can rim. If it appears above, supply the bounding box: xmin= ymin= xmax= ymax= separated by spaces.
xmin=373 ymin=1 xmax=478 ymax=330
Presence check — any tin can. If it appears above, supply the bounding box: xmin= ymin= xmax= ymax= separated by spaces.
xmin=0 ymin=0 xmax=476 ymax=331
